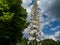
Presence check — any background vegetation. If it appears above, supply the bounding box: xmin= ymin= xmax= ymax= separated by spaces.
xmin=20 ymin=39 xmax=60 ymax=45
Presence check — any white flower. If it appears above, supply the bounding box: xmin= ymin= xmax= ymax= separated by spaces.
xmin=32 ymin=37 xmax=35 ymax=40
xmin=28 ymin=37 xmax=35 ymax=41
xmin=29 ymin=30 xmax=37 ymax=34
xmin=27 ymin=41 xmax=30 ymax=44
xmin=33 ymin=30 xmax=37 ymax=33
xmin=32 ymin=21 xmax=38 ymax=24
xmin=29 ymin=30 xmax=35 ymax=34
xmin=36 ymin=39 xmax=40 ymax=42
xmin=28 ymin=37 xmax=32 ymax=40
xmin=33 ymin=25 xmax=38 ymax=29
xmin=36 ymin=32 xmax=41 ymax=35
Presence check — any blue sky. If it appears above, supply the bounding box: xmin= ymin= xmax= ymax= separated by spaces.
xmin=43 ymin=20 xmax=60 ymax=35
xmin=22 ymin=0 xmax=60 ymax=41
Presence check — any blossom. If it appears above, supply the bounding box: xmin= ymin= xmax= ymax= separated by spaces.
xmin=36 ymin=31 xmax=41 ymax=35
xmin=29 ymin=30 xmax=37 ymax=34
xmin=33 ymin=25 xmax=38 ymax=29
xmin=36 ymin=39 xmax=40 ymax=42
xmin=32 ymin=21 xmax=38 ymax=24
xmin=28 ymin=37 xmax=35 ymax=40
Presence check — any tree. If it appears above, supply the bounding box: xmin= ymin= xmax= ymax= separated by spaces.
xmin=0 ymin=0 xmax=28 ymax=45
xmin=42 ymin=39 xmax=57 ymax=45
xmin=57 ymin=40 xmax=60 ymax=45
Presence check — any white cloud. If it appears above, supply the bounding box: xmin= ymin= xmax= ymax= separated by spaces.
xmin=22 ymin=0 xmax=32 ymax=8
xmin=42 ymin=31 xmax=60 ymax=41
xmin=39 ymin=0 xmax=55 ymax=11
xmin=51 ymin=26 xmax=60 ymax=31
xmin=40 ymin=0 xmax=60 ymax=19
xmin=54 ymin=31 xmax=60 ymax=40
xmin=44 ymin=35 xmax=56 ymax=40
xmin=39 ymin=31 xmax=57 ymax=41
xmin=54 ymin=31 xmax=60 ymax=37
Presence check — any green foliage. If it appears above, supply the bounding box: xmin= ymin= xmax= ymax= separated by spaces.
xmin=19 ymin=39 xmax=60 ymax=45
xmin=0 ymin=0 xmax=14 ymax=22
xmin=42 ymin=39 xmax=56 ymax=45
xmin=57 ymin=40 xmax=60 ymax=45
xmin=42 ymin=39 xmax=60 ymax=45
xmin=0 ymin=0 xmax=28 ymax=45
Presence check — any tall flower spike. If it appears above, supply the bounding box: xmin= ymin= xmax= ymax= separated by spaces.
xmin=27 ymin=0 xmax=42 ymax=45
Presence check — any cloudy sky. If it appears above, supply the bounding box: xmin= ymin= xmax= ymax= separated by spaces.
xmin=22 ymin=0 xmax=60 ymax=41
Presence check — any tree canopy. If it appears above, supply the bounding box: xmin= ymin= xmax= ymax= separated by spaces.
xmin=0 ymin=0 xmax=28 ymax=45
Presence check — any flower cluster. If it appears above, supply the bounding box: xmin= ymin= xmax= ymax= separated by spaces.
xmin=36 ymin=39 xmax=40 ymax=42
xmin=28 ymin=37 xmax=35 ymax=40
xmin=29 ymin=29 xmax=37 ymax=35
